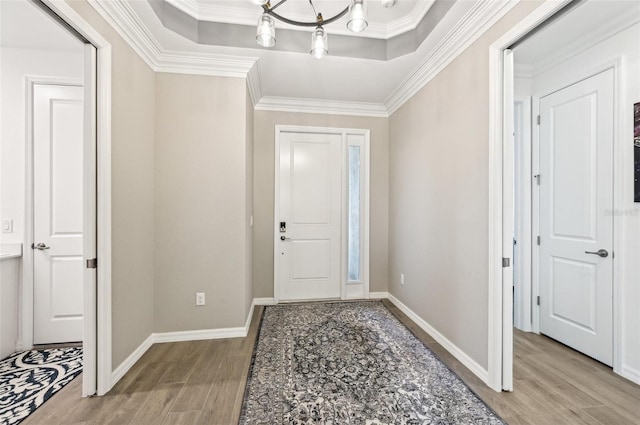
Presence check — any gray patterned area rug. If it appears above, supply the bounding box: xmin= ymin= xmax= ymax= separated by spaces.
xmin=240 ymin=302 xmax=505 ymax=425
xmin=0 ymin=347 xmax=83 ymax=425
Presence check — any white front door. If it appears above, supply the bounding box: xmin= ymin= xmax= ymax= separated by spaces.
xmin=539 ymin=69 xmax=614 ymax=366
xmin=33 ymin=84 xmax=84 ymax=345
xmin=277 ymin=131 xmax=342 ymax=301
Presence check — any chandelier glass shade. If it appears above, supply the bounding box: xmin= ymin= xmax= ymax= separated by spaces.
xmin=347 ymin=0 xmax=367 ymax=33
xmin=252 ymin=0 xmax=381 ymax=58
xmin=310 ymin=26 xmax=328 ymax=59
xmin=256 ymin=13 xmax=276 ymax=47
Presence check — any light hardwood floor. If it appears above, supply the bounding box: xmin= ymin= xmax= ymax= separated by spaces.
xmin=20 ymin=301 xmax=640 ymax=425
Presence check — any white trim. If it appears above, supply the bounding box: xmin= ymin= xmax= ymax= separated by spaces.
xmin=89 ymin=0 xmax=257 ymax=78
xmin=110 ymin=333 xmax=154 ymax=388
xmin=487 ymin=0 xmax=580 ymax=393
xmin=153 ymin=327 xmax=248 ymax=344
xmin=256 ymin=97 xmax=389 ymax=118
xmin=513 ymin=96 xmax=533 ymax=333
xmin=164 ymin=0 xmax=435 ymax=40
xmin=246 ymin=62 xmax=263 ymax=108
xmin=368 ymin=291 xmax=389 ymax=299
xmin=42 ymin=0 xmax=114 ymax=396
xmin=274 ymin=126 xmax=371 ymax=303
xmin=385 ymin=0 xmax=520 ymax=115
xmin=621 ymin=365 xmax=640 ymax=385
xmin=387 ymin=294 xmax=490 ymax=384
xmin=253 ymin=297 xmax=277 ymax=305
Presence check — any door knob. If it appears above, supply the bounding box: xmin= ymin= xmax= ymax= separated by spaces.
xmin=32 ymin=243 xmax=50 ymax=250
xmin=280 ymin=236 xmax=291 ymax=241
xmin=585 ymin=249 xmax=608 ymax=258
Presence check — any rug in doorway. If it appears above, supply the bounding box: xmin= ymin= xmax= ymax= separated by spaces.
xmin=239 ymin=301 xmax=505 ymax=424
xmin=0 ymin=347 xmax=83 ymax=425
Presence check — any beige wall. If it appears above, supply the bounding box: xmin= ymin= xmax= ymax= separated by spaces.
xmin=253 ymin=111 xmax=389 ymax=298
xmin=388 ymin=1 xmax=543 ymax=370
xmin=68 ymin=1 xmax=156 ymax=369
xmin=154 ymin=73 xmax=252 ymax=332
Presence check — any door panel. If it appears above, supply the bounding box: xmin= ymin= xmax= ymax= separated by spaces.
xmin=539 ymin=69 xmax=613 ymax=366
xmin=278 ymin=132 xmax=342 ymax=301
xmin=33 ymin=84 xmax=84 ymax=344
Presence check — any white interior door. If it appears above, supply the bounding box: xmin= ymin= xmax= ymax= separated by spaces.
xmin=539 ymin=68 xmax=614 ymax=366
xmin=33 ymin=84 xmax=84 ymax=345
xmin=278 ymin=131 xmax=342 ymax=301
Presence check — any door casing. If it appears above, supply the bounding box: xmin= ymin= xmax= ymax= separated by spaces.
xmin=273 ymin=125 xmax=370 ymax=303
xmin=22 ymin=0 xmax=113 ymax=396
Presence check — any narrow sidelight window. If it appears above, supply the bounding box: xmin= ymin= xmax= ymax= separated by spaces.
xmin=348 ymin=145 xmax=361 ymax=282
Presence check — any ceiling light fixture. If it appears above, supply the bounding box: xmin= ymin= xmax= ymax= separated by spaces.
xmin=253 ymin=0 xmax=393 ymax=58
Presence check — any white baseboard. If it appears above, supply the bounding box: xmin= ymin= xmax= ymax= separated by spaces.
xmin=153 ymin=326 xmax=247 ymax=344
xmin=253 ymin=297 xmax=277 ymax=305
xmin=108 ymin=294 xmax=489 ymax=392
xmin=386 ymin=293 xmax=490 ymax=385
xmin=111 ymin=333 xmax=154 ymax=388
xmin=621 ymin=364 xmax=640 ymax=385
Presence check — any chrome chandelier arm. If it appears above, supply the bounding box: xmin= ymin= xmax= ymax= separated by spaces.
xmin=262 ymin=3 xmax=350 ymax=27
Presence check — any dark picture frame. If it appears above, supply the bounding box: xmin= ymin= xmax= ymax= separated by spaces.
xmin=635 ymin=102 xmax=640 ymax=202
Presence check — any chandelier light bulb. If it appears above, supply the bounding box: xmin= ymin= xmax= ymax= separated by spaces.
xmin=251 ymin=0 xmax=269 ymax=6
xmin=310 ymin=26 xmax=328 ymax=59
xmin=381 ymin=0 xmax=396 ymax=7
xmin=256 ymin=13 xmax=276 ymax=47
xmin=347 ymin=0 xmax=368 ymax=33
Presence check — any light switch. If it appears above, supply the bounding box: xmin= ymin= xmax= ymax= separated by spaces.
xmin=2 ymin=219 xmax=13 ymax=233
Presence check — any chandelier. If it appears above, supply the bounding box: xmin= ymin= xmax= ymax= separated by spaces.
xmin=252 ymin=0 xmax=396 ymax=59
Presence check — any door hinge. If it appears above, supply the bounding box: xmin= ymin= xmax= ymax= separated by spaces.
xmin=86 ymin=258 xmax=97 ymax=269
xmin=534 ymin=174 xmax=540 ymax=185
xmin=502 ymin=257 xmax=510 ymax=268
xmin=537 ymin=236 xmax=541 ymax=245
xmin=537 ymin=295 xmax=540 ymax=306
xmin=537 ymin=115 xmax=540 ymax=125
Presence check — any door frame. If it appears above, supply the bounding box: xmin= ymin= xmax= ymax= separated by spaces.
xmin=489 ymin=0 xmax=629 ymax=391
xmin=487 ymin=0 xmax=572 ymax=392
xmin=24 ymin=0 xmax=113 ymax=396
xmin=273 ymin=125 xmax=370 ymax=303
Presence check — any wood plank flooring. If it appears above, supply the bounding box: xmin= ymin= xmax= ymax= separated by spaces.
xmin=20 ymin=301 xmax=640 ymax=424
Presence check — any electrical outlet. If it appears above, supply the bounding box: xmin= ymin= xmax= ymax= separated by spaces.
xmin=196 ymin=292 xmax=205 ymax=306
xmin=400 ymin=274 xmax=405 ymax=285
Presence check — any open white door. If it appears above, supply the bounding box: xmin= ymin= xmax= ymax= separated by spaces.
xmin=501 ymin=49 xmax=514 ymax=391
xmin=82 ymin=43 xmax=98 ymax=397
xmin=538 ymin=68 xmax=614 ymax=367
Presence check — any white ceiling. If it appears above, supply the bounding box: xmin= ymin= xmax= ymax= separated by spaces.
xmin=514 ymin=0 xmax=640 ymax=76
xmin=166 ymin=0 xmax=428 ymax=39
xmin=0 ymin=0 xmax=82 ymax=51
xmin=126 ymin=0 xmax=477 ymax=104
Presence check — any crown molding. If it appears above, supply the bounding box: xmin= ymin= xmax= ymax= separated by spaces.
xmin=385 ymin=0 xmax=520 ymax=115
xmin=246 ymin=61 xmax=263 ymax=107
xmin=89 ymin=0 xmax=257 ymax=78
xmin=255 ymin=96 xmax=389 ymax=118
xmin=386 ymin=0 xmax=435 ymax=39
xmin=164 ymin=0 xmax=432 ymax=40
